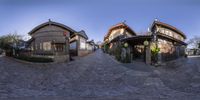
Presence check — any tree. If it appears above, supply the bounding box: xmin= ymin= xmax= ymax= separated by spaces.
xmin=0 ymin=33 xmax=21 ymax=56
xmin=187 ymin=36 xmax=200 ymax=49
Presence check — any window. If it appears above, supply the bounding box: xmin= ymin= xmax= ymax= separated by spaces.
xmin=31 ymin=45 xmax=34 ymax=51
xmin=163 ymin=40 xmax=165 ymax=43
xmin=87 ymin=43 xmax=92 ymax=50
xmin=109 ymin=29 xmax=121 ymax=41
xmin=161 ymin=29 xmax=164 ymax=33
xmin=35 ymin=44 xmax=38 ymax=50
xmin=55 ymin=44 xmax=64 ymax=52
xmin=70 ymin=41 xmax=76 ymax=50
xmin=175 ymin=34 xmax=179 ymax=39
xmin=178 ymin=35 xmax=182 ymax=40
xmin=181 ymin=37 xmax=184 ymax=41
xmin=43 ymin=42 xmax=51 ymax=51
xmin=169 ymin=31 xmax=172 ymax=37
xmin=165 ymin=30 xmax=169 ymax=35
xmin=40 ymin=43 xmax=43 ymax=50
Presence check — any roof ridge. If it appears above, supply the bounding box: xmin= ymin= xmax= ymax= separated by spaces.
xmin=28 ymin=20 xmax=77 ymax=35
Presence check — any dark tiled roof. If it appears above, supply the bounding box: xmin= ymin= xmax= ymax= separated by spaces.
xmin=77 ymin=30 xmax=88 ymax=40
xmin=87 ymin=39 xmax=94 ymax=43
xmin=26 ymin=38 xmax=35 ymax=46
xmin=28 ymin=20 xmax=76 ymax=35
xmin=104 ymin=22 xmax=137 ymax=41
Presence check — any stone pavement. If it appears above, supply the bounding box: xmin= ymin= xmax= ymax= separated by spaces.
xmin=0 ymin=50 xmax=199 ymax=100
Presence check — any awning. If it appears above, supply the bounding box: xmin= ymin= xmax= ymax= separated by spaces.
xmin=121 ymin=35 xmax=152 ymax=45
xmin=52 ymin=39 xmax=66 ymax=44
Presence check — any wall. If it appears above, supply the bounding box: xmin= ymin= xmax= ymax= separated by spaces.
xmin=157 ymin=38 xmax=186 ymax=61
xmin=108 ymin=28 xmax=124 ymax=42
xmin=77 ymin=36 xmax=90 ymax=56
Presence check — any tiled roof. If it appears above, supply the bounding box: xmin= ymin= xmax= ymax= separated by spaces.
xmin=77 ymin=30 xmax=88 ymax=40
xmin=28 ymin=20 xmax=76 ymax=35
xmin=104 ymin=22 xmax=137 ymax=41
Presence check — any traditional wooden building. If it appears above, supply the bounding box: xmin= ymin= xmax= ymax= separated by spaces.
xmin=104 ymin=20 xmax=187 ymax=64
xmin=86 ymin=39 xmax=97 ymax=52
xmin=69 ymin=30 xmax=89 ymax=56
xmin=86 ymin=40 xmax=95 ymax=53
xmin=150 ymin=20 xmax=187 ymax=62
xmin=27 ymin=19 xmax=76 ymax=62
xmin=103 ymin=22 xmax=137 ymax=55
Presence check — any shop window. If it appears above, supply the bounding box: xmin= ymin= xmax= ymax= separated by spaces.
xmin=43 ymin=42 xmax=51 ymax=51
xmin=40 ymin=43 xmax=43 ymax=50
xmin=70 ymin=41 xmax=77 ymax=50
xmin=55 ymin=44 xmax=64 ymax=52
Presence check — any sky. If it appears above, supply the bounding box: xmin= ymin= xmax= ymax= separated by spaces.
xmin=0 ymin=0 xmax=200 ymax=42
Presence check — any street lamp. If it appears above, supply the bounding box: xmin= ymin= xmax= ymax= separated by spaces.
xmin=143 ymin=40 xmax=149 ymax=63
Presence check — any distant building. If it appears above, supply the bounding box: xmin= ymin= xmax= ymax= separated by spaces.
xmin=186 ymin=48 xmax=200 ymax=56
xmin=86 ymin=39 xmax=96 ymax=52
xmin=70 ymin=30 xmax=89 ymax=56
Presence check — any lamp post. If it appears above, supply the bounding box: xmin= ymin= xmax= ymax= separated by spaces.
xmin=123 ymin=42 xmax=129 ymax=63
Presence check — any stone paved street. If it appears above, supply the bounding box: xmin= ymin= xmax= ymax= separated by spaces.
xmin=0 ymin=50 xmax=200 ymax=100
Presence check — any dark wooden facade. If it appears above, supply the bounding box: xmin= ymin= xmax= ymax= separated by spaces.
xmin=104 ymin=20 xmax=187 ymax=63
xmin=27 ymin=20 xmax=76 ymax=62
xmin=150 ymin=20 xmax=187 ymax=62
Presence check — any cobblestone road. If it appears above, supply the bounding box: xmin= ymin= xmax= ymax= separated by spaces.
xmin=0 ymin=50 xmax=200 ymax=100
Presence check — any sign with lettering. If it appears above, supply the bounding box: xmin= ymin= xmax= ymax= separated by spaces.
xmin=63 ymin=31 xmax=68 ymax=36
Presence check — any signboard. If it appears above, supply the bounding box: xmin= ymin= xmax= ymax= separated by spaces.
xmin=63 ymin=31 xmax=69 ymax=37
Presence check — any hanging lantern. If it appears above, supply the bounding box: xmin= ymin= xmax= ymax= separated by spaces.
xmin=124 ymin=42 xmax=128 ymax=48
xmin=143 ymin=40 xmax=149 ymax=46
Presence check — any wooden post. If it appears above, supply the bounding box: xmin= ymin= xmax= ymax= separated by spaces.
xmin=145 ymin=43 xmax=151 ymax=64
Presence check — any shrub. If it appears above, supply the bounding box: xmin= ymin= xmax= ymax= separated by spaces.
xmin=14 ymin=55 xmax=53 ymax=63
xmin=104 ymin=44 xmax=109 ymax=53
xmin=114 ymin=43 xmax=122 ymax=61
xmin=151 ymin=45 xmax=160 ymax=64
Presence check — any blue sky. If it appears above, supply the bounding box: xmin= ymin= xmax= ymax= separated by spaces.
xmin=0 ymin=0 xmax=200 ymax=42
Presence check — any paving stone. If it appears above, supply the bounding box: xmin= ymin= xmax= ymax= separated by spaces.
xmin=0 ymin=50 xmax=199 ymax=99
